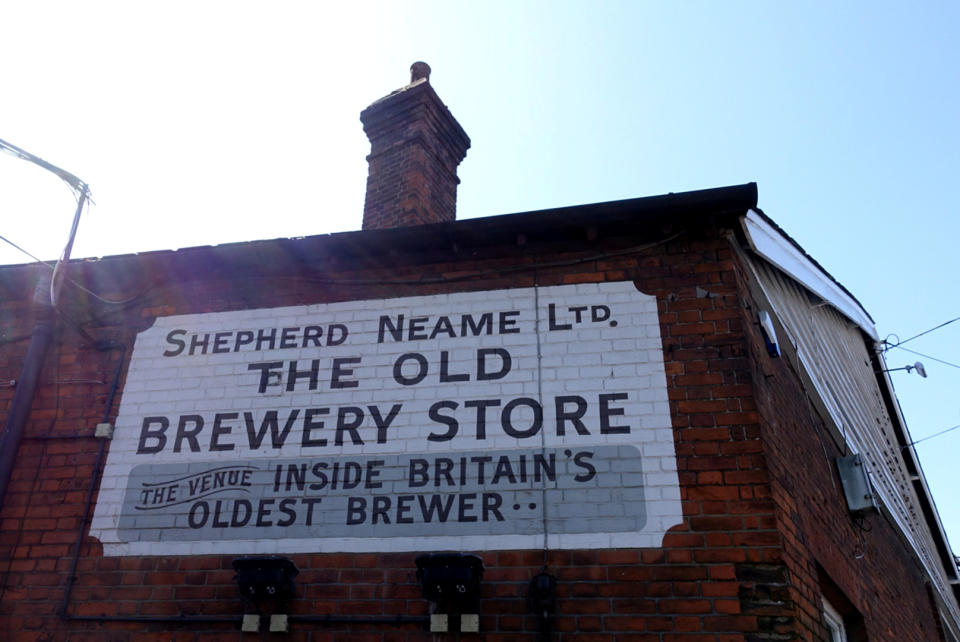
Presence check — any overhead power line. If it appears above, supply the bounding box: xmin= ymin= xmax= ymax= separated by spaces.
xmin=904 ymin=423 xmax=960 ymax=449
xmin=0 ymin=138 xmax=86 ymax=193
xmin=890 ymin=345 xmax=960 ymax=370
xmin=0 ymin=137 xmax=92 ymax=308
xmin=0 ymin=232 xmax=134 ymax=305
xmin=0 ymin=233 xmax=49 ymax=265
xmin=884 ymin=316 xmax=960 ymax=351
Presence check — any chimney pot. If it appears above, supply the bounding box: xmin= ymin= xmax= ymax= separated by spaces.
xmin=410 ymin=61 xmax=431 ymax=83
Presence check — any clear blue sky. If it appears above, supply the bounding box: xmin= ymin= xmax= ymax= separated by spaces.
xmin=2 ymin=1 xmax=959 ymax=553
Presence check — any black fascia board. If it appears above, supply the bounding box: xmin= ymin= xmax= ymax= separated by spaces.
xmin=0 ymin=182 xmax=759 ymax=297
xmin=341 ymin=182 xmax=758 ymax=257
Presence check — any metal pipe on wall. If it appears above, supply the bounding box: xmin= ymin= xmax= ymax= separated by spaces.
xmin=0 ymin=274 xmax=54 ymax=509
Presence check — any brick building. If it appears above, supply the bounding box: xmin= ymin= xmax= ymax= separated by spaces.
xmin=1 ymin=64 xmax=958 ymax=640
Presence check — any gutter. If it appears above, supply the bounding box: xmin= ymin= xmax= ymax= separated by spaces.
xmin=0 ymin=275 xmax=54 ymax=510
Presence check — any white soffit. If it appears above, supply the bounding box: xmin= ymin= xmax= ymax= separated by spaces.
xmin=741 ymin=209 xmax=879 ymax=341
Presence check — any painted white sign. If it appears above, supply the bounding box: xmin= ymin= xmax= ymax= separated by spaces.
xmin=91 ymin=281 xmax=682 ymax=556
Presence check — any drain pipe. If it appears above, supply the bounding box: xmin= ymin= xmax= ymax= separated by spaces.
xmin=0 ymin=139 xmax=89 ymax=511
xmin=0 ymin=273 xmax=55 ymax=509
xmin=0 ymin=175 xmax=87 ymax=511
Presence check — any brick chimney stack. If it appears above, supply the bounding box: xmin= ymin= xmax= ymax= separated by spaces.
xmin=360 ymin=62 xmax=471 ymax=230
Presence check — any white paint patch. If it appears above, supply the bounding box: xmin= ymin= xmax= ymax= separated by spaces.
xmin=90 ymin=282 xmax=681 ymax=555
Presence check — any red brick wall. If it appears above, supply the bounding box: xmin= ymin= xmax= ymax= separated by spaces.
xmin=0 ymin=219 xmax=945 ymax=640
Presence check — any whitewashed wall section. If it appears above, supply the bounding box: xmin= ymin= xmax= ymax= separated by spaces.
xmin=90 ymin=281 xmax=682 ymax=556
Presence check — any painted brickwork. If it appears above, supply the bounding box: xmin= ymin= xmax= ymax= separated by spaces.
xmin=0 ymin=212 xmax=950 ymax=640
xmin=92 ymin=282 xmax=681 ymax=556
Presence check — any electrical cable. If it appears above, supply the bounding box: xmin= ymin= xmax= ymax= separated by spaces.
xmin=4 ymin=230 xmax=684 ymax=311
xmin=0 ymin=137 xmax=92 ymax=309
xmin=0 ymin=232 xmax=141 ymax=305
xmin=889 ymin=345 xmax=960 ymax=370
xmin=902 ymin=424 xmax=960 ymax=449
xmin=0 ymin=137 xmax=127 ymax=312
xmin=258 ymin=232 xmax=684 ymax=288
xmin=5 ymin=227 xmax=681 ymax=355
xmin=50 ymin=185 xmax=89 ymax=308
xmin=0 ymin=138 xmax=85 ymax=192
xmin=852 ymin=515 xmax=869 ymax=560
xmin=27 ymin=236 xmax=680 ymax=356
xmin=883 ymin=316 xmax=960 ymax=352
xmin=0 ymin=233 xmax=48 ymax=264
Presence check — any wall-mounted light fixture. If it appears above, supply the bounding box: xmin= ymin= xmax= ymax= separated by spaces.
xmin=232 ymin=556 xmax=299 ymax=633
xmin=415 ymin=553 xmax=484 ymax=633
xmin=878 ymin=361 xmax=927 ymax=378
xmin=527 ymin=570 xmax=557 ymax=640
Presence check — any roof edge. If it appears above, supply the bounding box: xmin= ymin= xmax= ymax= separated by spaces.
xmin=741 ymin=209 xmax=878 ymax=340
xmin=0 ymin=182 xmax=760 ymax=274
